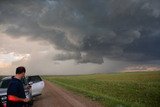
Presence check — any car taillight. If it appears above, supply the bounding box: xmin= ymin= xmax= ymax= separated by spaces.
xmin=1 ymin=95 xmax=7 ymax=107
xmin=3 ymin=103 xmax=6 ymax=107
xmin=1 ymin=96 xmax=7 ymax=101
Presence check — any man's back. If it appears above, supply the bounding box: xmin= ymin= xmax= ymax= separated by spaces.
xmin=7 ymin=77 xmax=26 ymax=107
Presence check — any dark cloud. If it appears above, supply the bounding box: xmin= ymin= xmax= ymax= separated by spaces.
xmin=0 ymin=0 xmax=160 ymax=64
xmin=53 ymin=52 xmax=81 ymax=61
xmin=53 ymin=52 xmax=104 ymax=64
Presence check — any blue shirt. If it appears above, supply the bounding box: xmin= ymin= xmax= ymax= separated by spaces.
xmin=7 ymin=77 xmax=26 ymax=107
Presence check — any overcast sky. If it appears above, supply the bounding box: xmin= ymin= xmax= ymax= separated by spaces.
xmin=0 ymin=0 xmax=160 ymax=75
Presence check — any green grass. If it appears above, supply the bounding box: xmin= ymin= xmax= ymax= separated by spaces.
xmin=43 ymin=71 xmax=160 ymax=107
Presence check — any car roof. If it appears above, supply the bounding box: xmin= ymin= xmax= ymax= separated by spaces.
xmin=1 ymin=76 xmax=12 ymax=80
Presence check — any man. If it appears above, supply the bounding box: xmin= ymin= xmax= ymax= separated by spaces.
xmin=7 ymin=66 xmax=30 ymax=107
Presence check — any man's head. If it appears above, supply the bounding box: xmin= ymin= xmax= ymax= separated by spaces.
xmin=15 ymin=66 xmax=26 ymax=79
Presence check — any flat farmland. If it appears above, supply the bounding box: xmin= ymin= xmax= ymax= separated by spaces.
xmin=43 ymin=71 xmax=160 ymax=107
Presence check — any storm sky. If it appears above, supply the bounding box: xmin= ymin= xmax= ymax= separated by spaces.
xmin=0 ymin=0 xmax=160 ymax=75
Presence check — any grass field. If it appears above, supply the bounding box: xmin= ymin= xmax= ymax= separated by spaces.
xmin=44 ymin=71 xmax=160 ymax=107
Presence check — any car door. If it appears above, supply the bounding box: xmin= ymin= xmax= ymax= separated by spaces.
xmin=27 ymin=75 xmax=44 ymax=97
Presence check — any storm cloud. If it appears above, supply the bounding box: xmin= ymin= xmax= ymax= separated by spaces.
xmin=0 ymin=0 xmax=160 ymax=64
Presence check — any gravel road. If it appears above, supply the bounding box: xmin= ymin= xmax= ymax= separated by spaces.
xmin=32 ymin=81 xmax=103 ymax=107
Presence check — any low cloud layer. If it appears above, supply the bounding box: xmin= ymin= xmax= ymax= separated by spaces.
xmin=0 ymin=0 xmax=160 ymax=64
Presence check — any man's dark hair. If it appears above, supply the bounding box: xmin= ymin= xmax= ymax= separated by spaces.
xmin=16 ymin=66 xmax=26 ymax=74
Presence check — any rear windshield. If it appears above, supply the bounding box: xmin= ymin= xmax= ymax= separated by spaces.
xmin=0 ymin=79 xmax=11 ymax=88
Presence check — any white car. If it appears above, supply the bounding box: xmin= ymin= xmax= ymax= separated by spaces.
xmin=26 ymin=75 xmax=45 ymax=97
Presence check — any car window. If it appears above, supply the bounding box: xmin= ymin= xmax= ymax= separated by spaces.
xmin=27 ymin=76 xmax=42 ymax=83
xmin=0 ymin=77 xmax=27 ymax=88
xmin=0 ymin=79 xmax=11 ymax=88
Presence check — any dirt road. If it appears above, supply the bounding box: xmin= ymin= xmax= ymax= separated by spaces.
xmin=32 ymin=81 xmax=103 ymax=107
